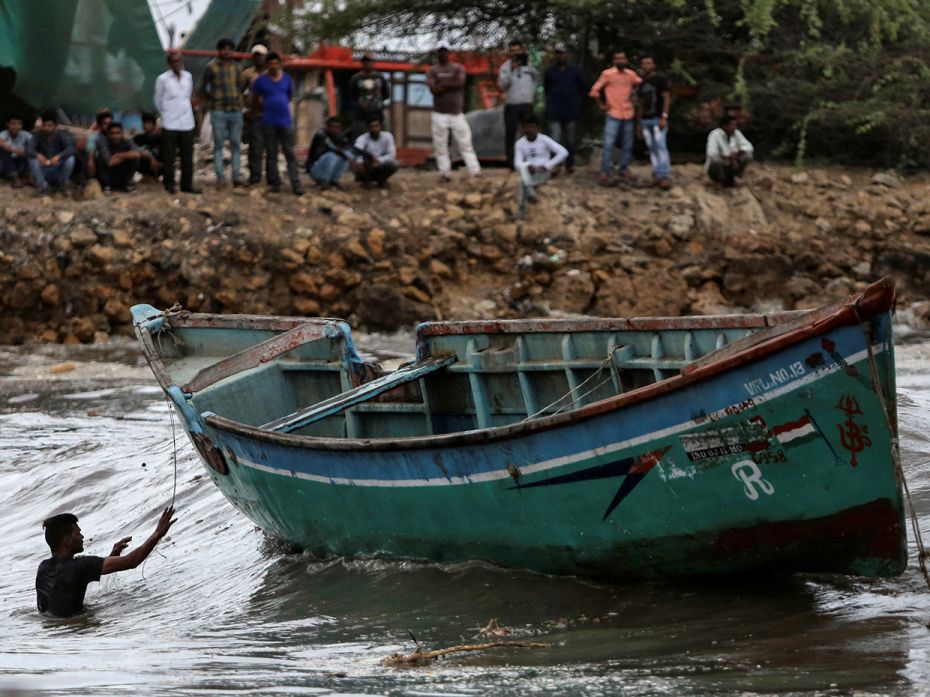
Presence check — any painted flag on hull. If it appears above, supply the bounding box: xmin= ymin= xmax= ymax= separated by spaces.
xmin=772 ymin=413 xmax=819 ymax=446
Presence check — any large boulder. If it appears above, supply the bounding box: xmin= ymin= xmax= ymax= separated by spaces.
xmin=357 ymin=283 xmax=437 ymax=330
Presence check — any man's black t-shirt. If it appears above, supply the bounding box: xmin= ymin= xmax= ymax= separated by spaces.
xmin=639 ymin=73 xmax=670 ymax=119
xmin=132 ymin=132 xmax=161 ymax=161
xmin=305 ymin=128 xmax=350 ymax=170
xmin=36 ymin=555 xmax=105 ymax=616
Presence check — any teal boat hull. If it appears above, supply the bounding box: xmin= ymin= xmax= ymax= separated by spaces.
xmin=132 ymin=280 xmax=907 ymax=580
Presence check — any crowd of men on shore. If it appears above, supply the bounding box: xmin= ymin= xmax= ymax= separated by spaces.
xmin=0 ymin=39 xmax=755 ymax=215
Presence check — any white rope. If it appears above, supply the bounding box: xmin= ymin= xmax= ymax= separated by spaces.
xmin=521 ymin=358 xmax=613 ymax=421
xmin=856 ymin=310 xmax=930 ymax=592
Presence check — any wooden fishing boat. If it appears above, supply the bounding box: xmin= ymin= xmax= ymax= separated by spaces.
xmin=131 ymin=279 xmax=907 ymax=579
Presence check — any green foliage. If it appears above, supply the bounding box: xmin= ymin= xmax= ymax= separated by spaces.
xmin=298 ymin=0 xmax=930 ymax=168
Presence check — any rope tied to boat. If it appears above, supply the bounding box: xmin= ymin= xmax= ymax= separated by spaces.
xmin=854 ymin=308 xmax=930 ymax=593
xmin=520 ymin=357 xmax=614 ymax=422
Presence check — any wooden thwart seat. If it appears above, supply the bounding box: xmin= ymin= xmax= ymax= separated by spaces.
xmin=261 ymin=354 xmax=457 ymax=433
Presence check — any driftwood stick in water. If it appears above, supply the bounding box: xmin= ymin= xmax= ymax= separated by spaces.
xmin=381 ymin=640 xmax=548 ymax=666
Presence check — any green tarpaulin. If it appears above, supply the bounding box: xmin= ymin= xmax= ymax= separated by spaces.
xmin=180 ymin=0 xmax=261 ymax=82
xmin=0 ymin=0 xmax=165 ymax=114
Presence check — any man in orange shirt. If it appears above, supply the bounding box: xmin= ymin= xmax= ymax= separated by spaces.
xmin=589 ymin=51 xmax=642 ymax=184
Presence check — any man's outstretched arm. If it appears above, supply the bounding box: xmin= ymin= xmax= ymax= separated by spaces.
xmin=101 ymin=506 xmax=176 ymax=575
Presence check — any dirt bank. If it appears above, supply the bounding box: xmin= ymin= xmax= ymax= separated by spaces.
xmin=1 ymin=162 xmax=929 ymax=345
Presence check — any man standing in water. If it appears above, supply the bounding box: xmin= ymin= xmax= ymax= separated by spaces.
xmin=36 ymin=506 xmax=176 ymax=617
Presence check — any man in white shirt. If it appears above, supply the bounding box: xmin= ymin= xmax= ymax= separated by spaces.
xmin=513 ymin=113 xmax=568 ymax=218
xmin=154 ymin=51 xmax=198 ymax=194
xmin=352 ymin=117 xmax=398 ymax=187
xmin=705 ymin=114 xmax=754 ymax=187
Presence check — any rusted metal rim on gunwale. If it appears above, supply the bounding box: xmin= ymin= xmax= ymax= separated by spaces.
xmin=194 ymin=279 xmax=896 ymax=452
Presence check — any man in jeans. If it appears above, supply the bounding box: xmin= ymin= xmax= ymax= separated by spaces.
xmin=200 ymin=38 xmax=243 ymax=188
xmin=426 ymin=42 xmax=481 ymax=182
xmin=251 ymin=51 xmax=304 ymax=195
xmin=306 ymin=116 xmax=353 ymax=189
xmin=543 ymin=44 xmax=586 ymax=173
xmin=589 ymin=51 xmax=642 ymax=184
xmin=636 ymin=56 xmax=672 ymax=189
xmin=28 ymin=110 xmax=75 ymax=195
xmin=0 ymin=115 xmax=31 ymax=188
xmin=498 ymin=39 xmax=538 ymax=169
xmin=154 ymin=51 xmax=198 ymax=194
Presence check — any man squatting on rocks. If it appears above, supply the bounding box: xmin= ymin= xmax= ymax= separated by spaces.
xmin=28 ymin=110 xmax=76 ymax=196
xmin=95 ymin=121 xmax=159 ymax=192
xmin=513 ymin=113 xmax=568 ymax=219
xmin=36 ymin=507 xmax=176 ymax=617
xmin=353 ymin=117 xmax=398 ymax=187
xmin=705 ymin=114 xmax=754 ymax=187
xmin=426 ymin=42 xmax=482 ymax=182
xmin=306 ymin=116 xmax=354 ymax=189
xmin=0 ymin=115 xmax=32 ymax=188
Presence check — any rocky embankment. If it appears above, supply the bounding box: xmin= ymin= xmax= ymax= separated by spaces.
xmin=1 ymin=162 xmax=929 ymax=345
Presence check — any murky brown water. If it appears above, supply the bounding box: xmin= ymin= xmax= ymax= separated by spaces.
xmin=1 ymin=333 xmax=929 ymax=696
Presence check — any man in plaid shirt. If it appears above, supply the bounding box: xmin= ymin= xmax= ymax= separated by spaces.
xmin=200 ymin=38 xmax=243 ymax=188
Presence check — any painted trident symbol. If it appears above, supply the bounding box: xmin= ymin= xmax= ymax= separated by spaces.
xmin=836 ymin=394 xmax=871 ymax=467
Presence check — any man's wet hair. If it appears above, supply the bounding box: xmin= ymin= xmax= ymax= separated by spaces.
xmin=217 ymin=37 xmax=235 ymax=50
xmin=265 ymin=51 xmax=281 ymax=62
xmin=7 ymin=115 xmax=22 ymax=123
xmin=41 ymin=109 xmax=58 ymax=125
xmin=508 ymin=38 xmax=524 ymax=48
xmin=368 ymin=116 xmax=382 ymax=126
xmin=720 ymin=114 xmax=738 ymax=128
xmin=141 ymin=112 xmax=156 ymax=125
xmin=521 ymin=113 xmax=541 ymax=126
xmin=107 ymin=121 xmax=123 ymax=132
xmin=326 ymin=116 xmax=342 ymax=125
xmin=43 ymin=513 xmax=78 ymax=550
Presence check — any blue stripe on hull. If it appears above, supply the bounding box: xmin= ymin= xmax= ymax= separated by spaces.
xmin=207 ymin=323 xmax=887 ymax=486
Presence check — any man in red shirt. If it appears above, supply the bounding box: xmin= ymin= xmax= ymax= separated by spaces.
xmin=589 ymin=51 xmax=642 ymax=184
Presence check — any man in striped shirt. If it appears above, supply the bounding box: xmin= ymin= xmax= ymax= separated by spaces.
xmin=200 ymin=38 xmax=243 ymax=188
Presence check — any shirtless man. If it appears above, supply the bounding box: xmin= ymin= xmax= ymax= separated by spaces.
xmin=36 ymin=507 xmax=176 ymax=617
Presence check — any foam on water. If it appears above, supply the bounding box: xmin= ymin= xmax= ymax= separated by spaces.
xmin=1 ymin=337 xmax=929 ymax=696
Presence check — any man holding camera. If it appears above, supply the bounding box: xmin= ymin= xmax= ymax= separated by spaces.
xmin=498 ymin=39 xmax=538 ymax=169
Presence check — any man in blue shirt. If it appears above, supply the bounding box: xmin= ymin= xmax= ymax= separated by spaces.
xmin=543 ymin=44 xmax=586 ymax=174
xmin=251 ymin=52 xmax=304 ymax=195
